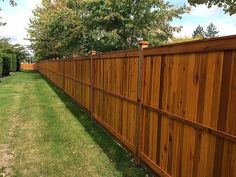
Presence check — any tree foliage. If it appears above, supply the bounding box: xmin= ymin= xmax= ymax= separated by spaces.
xmin=188 ymin=0 xmax=236 ymax=15
xmin=192 ymin=25 xmax=205 ymax=38
xmin=192 ymin=23 xmax=219 ymax=39
xmin=0 ymin=38 xmax=29 ymax=77
xmin=28 ymin=0 xmax=189 ymax=60
xmin=205 ymin=23 xmax=219 ymax=38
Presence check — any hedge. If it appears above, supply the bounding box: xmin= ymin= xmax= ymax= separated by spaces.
xmin=2 ymin=56 xmax=10 ymax=77
xmin=0 ymin=59 xmax=2 ymax=78
xmin=10 ymin=54 xmax=17 ymax=72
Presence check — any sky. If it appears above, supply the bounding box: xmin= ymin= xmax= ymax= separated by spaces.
xmin=0 ymin=0 xmax=236 ymax=46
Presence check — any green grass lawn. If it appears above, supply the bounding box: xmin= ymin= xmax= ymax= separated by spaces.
xmin=0 ymin=71 xmax=145 ymax=177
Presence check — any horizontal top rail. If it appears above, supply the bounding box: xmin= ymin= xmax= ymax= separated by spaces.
xmin=65 ymin=56 xmax=90 ymax=61
xmin=144 ymin=35 xmax=236 ymax=56
xmin=93 ymin=48 xmax=139 ymax=60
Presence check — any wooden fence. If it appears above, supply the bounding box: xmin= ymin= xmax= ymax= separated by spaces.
xmin=21 ymin=63 xmax=37 ymax=70
xmin=38 ymin=35 xmax=236 ymax=177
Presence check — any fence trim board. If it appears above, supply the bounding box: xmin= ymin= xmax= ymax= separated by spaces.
xmin=144 ymin=35 xmax=236 ymax=55
xmin=21 ymin=63 xmax=37 ymax=70
xmin=93 ymin=49 xmax=139 ymax=60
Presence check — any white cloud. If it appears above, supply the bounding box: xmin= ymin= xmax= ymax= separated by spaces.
xmin=173 ymin=24 xmax=196 ymax=38
xmin=173 ymin=4 xmax=236 ymax=38
xmin=25 ymin=0 xmax=42 ymax=10
xmin=190 ymin=5 xmax=221 ymax=17
xmin=0 ymin=12 xmax=28 ymax=45
xmin=0 ymin=0 xmax=42 ymax=46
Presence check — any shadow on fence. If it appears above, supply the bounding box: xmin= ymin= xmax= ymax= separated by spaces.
xmin=40 ymin=73 xmax=147 ymax=177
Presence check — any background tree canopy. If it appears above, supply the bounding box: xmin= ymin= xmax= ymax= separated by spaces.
xmin=28 ymin=0 xmax=190 ymax=60
xmin=192 ymin=23 xmax=219 ymax=39
xmin=192 ymin=25 xmax=205 ymax=38
xmin=1 ymin=0 xmax=29 ymax=77
xmin=0 ymin=38 xmax=29 ymax=77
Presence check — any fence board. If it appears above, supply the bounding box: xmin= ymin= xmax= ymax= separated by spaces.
xmin=21 ymin=63 xmax=37 ymax=70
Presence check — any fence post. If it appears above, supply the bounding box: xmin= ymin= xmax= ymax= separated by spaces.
xmin=90 ymin=51 xmax=96 ymax=119
xmin=62 ymin=57 xmax=66 ymax=91
xmin=135 ymin=41 xmax=149 ymax=165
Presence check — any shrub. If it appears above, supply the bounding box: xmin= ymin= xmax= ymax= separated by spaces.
xmin=2 ymin=56 xmax=10 ymax=77
xmin=10 ymin=54 xmax=17 ymax=72
xmin=0 ymin=58 xmax=2 ymax=78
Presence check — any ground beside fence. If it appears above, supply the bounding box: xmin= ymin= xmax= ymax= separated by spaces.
xmin=0 ymin=71 xmax=145 ymax=177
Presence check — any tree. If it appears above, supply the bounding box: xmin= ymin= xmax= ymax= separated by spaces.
xmin=188 ymin=0 xmax=236 ymax=15
xmin=0 ymin=38 xmax=14 ymax=76
xmin=13 ymin=44 xmax=30 ymax=71
xmin=0 ymin=38 xmax=28 ymax=76
xmin=205 ymin=23 xmax=219 ymax=38
xmin=79 ymin=0 xmax=189 ymax=51
xmin=28 ymin=0 xmax=190 ymax=60
xmin=28 ymin=0 xmax=83 ymax=59
xmin=192 ymin=25 xmax=205 ymax=38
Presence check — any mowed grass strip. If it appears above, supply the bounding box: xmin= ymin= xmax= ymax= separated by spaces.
xmin=0 ymin=71 xmax=145 ymax=177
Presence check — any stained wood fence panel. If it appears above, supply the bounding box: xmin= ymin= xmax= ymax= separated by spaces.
xmin=20 ymin=63 xmax=37 ymax=70
xmin=92 ymin=55 xmax=139 ymax=152
xmin=37 ymin=35 xmax=236 ymax=177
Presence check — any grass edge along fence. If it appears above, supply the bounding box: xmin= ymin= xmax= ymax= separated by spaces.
xmin=38 ymin=35 xmax=236 ymax=177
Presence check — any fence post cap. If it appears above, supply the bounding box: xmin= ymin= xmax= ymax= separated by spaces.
xmin=73 ymin=54 xmax=78 ymax=58
xmin=139 ymin=41 xmax=149 ymax=49
xmin=90 ymin=51 xmax=97 ymax=55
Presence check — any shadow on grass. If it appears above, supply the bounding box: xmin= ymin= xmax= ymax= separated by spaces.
xmin=39 ymin=73 xmax=146 ymax=177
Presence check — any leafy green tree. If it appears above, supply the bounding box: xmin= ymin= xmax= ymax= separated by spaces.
xmin=13 ymin=44 xmax=30 ymax=71
xmin=192 ymin=25 xmax=205 ymax=38
xmin=188 ymin=0 xmax=236 ymax=15
xmin=79 ymin=0 xmax=189 ymax=51
xmin=205 ymin=23 xmax=219 ymax=38
xmin=0 ymin=38 xmax=13 ymax=76
xmin=28 ymin=0 xmax=190 ymax=60
xmin=28 ymin=0 xmax=83 ymax=59
xmin=0 ymin=38 xmax=28 ymax=76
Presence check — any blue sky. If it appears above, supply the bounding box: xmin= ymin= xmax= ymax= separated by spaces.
xmin=0 ymin=0 xmax=236 ymax=46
